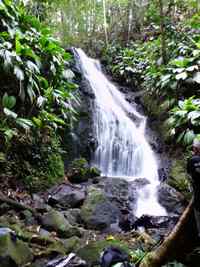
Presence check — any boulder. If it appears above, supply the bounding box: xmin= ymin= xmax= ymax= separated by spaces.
xmin=157 ymin=183 xmax=187 ymax=215
xmin=67 ymin=158 xmax=101 ymax=183
xmin=63 ymin=209 xmax=81 ymax=225
xmin=77 ymin=239 xmax=130 ymax=267
xmin=48 ymin=184 xmax=86 ymax=208
xmin=0 ymin=227 xmax=33 ymax=267
xmin=81 ymin=186 xmax=121 ymax=230
xmin=41 ymin=210 xmax=82 ymax=238
xmin=104 ymin=178 xmax=135 ymax=211
xmin=32 ymin=194 xmax=50 ymax=212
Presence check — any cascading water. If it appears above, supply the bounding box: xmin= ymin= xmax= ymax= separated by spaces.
xmin=75 ymin=48 xmax=166 ymax=217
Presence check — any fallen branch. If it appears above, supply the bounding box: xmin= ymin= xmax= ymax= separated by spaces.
xmin=139 ymin=200 xmax=196 ymax=267
xmin=0 ymin=193 xmax=38 ymax=217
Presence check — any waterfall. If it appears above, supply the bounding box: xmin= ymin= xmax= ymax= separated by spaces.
xmin=75 ymin=48 xmax=166 ymax=217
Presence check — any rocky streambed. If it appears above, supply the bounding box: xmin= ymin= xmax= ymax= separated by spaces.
xmin=0 ymin=170 xmax=187 ymax=267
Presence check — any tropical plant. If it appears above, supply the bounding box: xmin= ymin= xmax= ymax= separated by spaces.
xmin=167 ymin=97 xmax=200 ymax=145
xmin=0 ymin=0 xmax=78 ymax=145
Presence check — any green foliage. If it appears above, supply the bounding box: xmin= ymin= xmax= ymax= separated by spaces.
xmin=167 ymin=97 xmax=200 ymax=145
xmin=0 ymin=0 xmax=79 ymax=190
xmin=0 ymin=0 xmax=78 ymax=146
xmin=103 ymin=10 xmax=200 ymax=148
xmin=130 ymin=249 xmax=146 ymax=264
xmin=2 ymin=93 xmax=16 ymax=109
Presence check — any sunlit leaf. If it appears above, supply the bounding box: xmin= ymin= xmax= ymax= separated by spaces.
xmin=14 ymin=66 xmax=24 ymax=80
xmin=175 ymin=72 xmax=188 ymax=80
xmin=16 ymin=118 xmax=33 ymax=130
xmin=193 ymin=72 xmax=200 ymax=84
xmin=3 ymin=108 xmax=18 ymax=119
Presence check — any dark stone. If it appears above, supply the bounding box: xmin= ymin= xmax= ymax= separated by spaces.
xmin=158 ymin=168 xmax=168 ymax=182
xmin=80 ymin=186 xmax=122 ymax=230
xmin=32 ymin=194 xmax=50 ymax=212
xmin=104 ymin=178 xmax=136 ymax=211
xmin=62 ymin=209 xmax=81 ymax=225
xmin=48 ymin=183 xmax=86 ymax=208
xmin=157 ymin=183 xmax=187 ymax=215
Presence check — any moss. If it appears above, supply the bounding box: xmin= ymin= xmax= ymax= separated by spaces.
xmin=77 ymin=239 xmax=131 ymax=266
xmin=0 ymin=230 xmax=33 ymax=266
xmin=62 ymin=236 xmax=81 ymax=253
xmin=142 ymin=93 xmax=163 ymax=118
xmin=80 ymin=187 xmax=106 ymax=222
xmin=21 ymin=134 xmax=65 ymax=192
xmin=68 ymin=158 xmax=101 ymax=183
xmin=168 ymin=158 xmax=191 ymax=200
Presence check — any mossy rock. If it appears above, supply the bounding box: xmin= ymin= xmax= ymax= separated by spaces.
xmin=80 ymin=186 xmax=121 ymax=230
xmin=80 ymin=187 xmax=106 ymax=229
xmin=68 ymin=158 xmax=101 ymax=183
xmin=168 ymin=158 xmax=191 ymax=199
xmin=0 ymin=228 xmax=33 ymax=267
xmin=62 ymin=236 xmax=81 ymax=253
xmin=77 ymin=239 xmax=131 ymax=266
xmin=41 ymin=209 xmax=81 ymax=238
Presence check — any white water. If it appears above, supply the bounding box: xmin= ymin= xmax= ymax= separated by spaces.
xmin=75 ymin=48 xmax=166 ymax=217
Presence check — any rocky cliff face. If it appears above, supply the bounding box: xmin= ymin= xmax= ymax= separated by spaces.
xmin=63 ymin=57 xmax=97 ymax=168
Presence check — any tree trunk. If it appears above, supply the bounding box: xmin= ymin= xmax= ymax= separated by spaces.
xmin=139 ymin=200 xmax=198 ymax=267
xmin=158 ymin=0 xmax=167 ymax=64
xmin=103 ymin=0 xmax=108 ymax=47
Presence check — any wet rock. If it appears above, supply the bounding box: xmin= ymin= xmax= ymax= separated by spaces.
xmin=48 ymin=184 xmax=86 ymax=208
xmin=158 ymin=168 xmax=168 ymax=182
xmin=157 ymin=183 xmax=187 ymax=215
xmin=81 ymin=186 xmax=121 ymax=230
xmin=0 ymin=227 xmax=33 ymax=267
xmin=132 ymin=215 xmax=178 ymax=234
xmin=104 ymin=178 xmax=135 ymax=211
xmin=41 ymin=210 xmax=82 ymax=238
xmin=130 ymin=178 xmax=150 ymax=189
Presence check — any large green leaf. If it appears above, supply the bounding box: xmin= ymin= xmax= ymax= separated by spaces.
xmin=2 ymin=93 xmax=16 ymax=109
xmin=170 ymin=57 xmax=193 ymax=68
xmin=183 ymin=130 xmax=195 ymax=145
